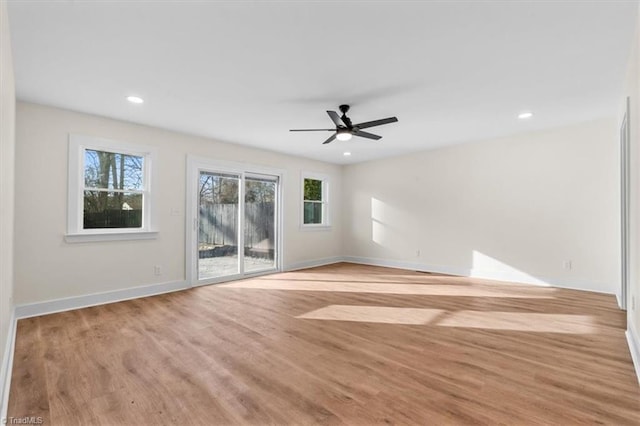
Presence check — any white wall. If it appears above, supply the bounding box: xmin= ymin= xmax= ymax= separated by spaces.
xmin=343 ymin=118 xmax=619 ymax=293
xmin=623 ymin=6 xmax=640 ymax=346
xmin=0 ymin=0 xmax=16 ymax=413
xmin=13 ymin=102 xmax=343 ymax=305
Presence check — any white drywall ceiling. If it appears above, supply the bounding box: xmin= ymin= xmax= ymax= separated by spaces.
xmin=7 ymin=0 xmax=638 ymax=164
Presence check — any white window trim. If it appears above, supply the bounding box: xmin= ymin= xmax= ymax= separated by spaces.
xmin=65 ymin=134 xmax=158 ymax=243
xmin=301 ymin=171 xmax=331 ymax=230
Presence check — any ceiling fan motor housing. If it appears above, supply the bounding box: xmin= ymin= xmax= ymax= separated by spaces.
xmin=339 ymin=105 xmax=353 ymax=127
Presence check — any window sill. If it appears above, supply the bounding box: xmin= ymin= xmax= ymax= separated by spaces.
xmin=299 ymin=225 xmax=332 ymax=232
xmin=64 ymin=231 xmax=159 ymax=243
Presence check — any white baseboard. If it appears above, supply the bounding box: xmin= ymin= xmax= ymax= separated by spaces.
xmin=343 ymin=256 xmax=467 ymax=277
xmin=15 ymin=280 xmax=188 ymax=320
xmin=11 ymin=255 xmax=615 ymax=319
xmin=0 ymin=309 xmax=16 ymax=423
xmin=469 ymin=268 xmax=612 ymax=294
xmin=626 ymin=320 xmax=640 ymax=384
xmin=285 ymin=256 xmax=344 ymax=272
xmin=343 ymin=256 xmax=614 ymax=295
xmin=13 ymin=256 xmax=344 ymax=320
xmin=12 ymin=255 xmax=613 ymax=321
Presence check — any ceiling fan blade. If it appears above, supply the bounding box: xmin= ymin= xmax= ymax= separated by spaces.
xmin=353 ymin=130 xmax=382 ymax=140
xmin=354 ymin=117 xmax=398 ymax=129
xmin=290 ymin=129 xmax=335 ymax=132
xmin=322 ymin=133 xmax=337 ymax=144
xmin=327 ymin=111 xmax=346 ymax=127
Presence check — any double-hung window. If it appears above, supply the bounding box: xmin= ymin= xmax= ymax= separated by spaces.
xmin=302 ymin=172 xmax=330 ymax=228
xmin=66 ymin=134 xmax=157 ymax=242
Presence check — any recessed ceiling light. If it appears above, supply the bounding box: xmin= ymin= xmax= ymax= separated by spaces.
xmin=518 ymin=111 xmax=533 ymax=119
xmin=343 ymin=152 xmax=351 ymax=156
xmin=127 ymin=96 xmax=144 ymax=104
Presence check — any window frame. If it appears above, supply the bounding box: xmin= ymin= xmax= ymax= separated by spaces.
xmin=66 ymin=134 xmax=158 ymax=243
xmin=301 ymin=171 xmax=330 ymax=230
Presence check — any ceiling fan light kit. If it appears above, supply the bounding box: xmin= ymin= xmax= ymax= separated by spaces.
xmin=290 ymin=104 xmax=398 ymax=145
xmin=336 ymin=129 xmax=352 ymax=141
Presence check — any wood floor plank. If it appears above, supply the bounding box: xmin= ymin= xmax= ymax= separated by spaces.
xmin=7 ymin=317 xmax=50 ymax=422
xmin=8 ymin=263 xmax=640 ymax=425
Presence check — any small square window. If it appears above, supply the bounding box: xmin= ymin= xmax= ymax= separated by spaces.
xmin=302 ymin=173 xmax=330 ymax=228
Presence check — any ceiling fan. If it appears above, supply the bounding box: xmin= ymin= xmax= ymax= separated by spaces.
xmin=290 ymin=104 xmax=398 ymax=144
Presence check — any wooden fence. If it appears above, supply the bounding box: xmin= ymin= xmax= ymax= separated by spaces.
xmin=199 ymin=202 xmax=274 ymax=251
xmin=84 ymin=209 xmax=142 ymax=229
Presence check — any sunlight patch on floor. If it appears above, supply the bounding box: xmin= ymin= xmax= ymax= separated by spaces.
xmin=296 ymin=305 xmax=595 ymax=333
xmin=438 ymin=310 xmax=595 ymax=334
xmin=219 ymin=279 xmax=554 ymax=298
xmin=297 ymin=305 xmax=445 ymax=325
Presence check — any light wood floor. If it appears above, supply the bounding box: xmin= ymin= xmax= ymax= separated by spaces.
xmin=8 ymin=263 xmax=640 ymax=425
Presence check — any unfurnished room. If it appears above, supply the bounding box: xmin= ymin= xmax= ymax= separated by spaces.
xmin=1 ymin=0 xmax=640 ymax=425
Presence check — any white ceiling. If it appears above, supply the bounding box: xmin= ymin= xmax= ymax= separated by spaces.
xmin=7 ymin=1 xmax=639 ymax=164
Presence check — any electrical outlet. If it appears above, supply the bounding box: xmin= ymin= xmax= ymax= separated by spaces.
xmin=563 ymin=260 xmax=572 ymax=270
xmin=154 ymin=265 xmax=162 ymax=276
xmin=416 ymin=250 xmax=421 ymax=257
xmin=632 ymin=296 xmax=636 ymax=311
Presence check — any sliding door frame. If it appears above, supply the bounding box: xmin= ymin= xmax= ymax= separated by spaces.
xmin=186 ymin=155 xmax=284 ymax=287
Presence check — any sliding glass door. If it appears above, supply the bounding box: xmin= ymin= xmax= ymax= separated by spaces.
xmin=244 ymin=175 xmax=277 ymax=273
xmin=188 ymin=158 xmax=281 ymax=285
xmin=198 ymin=171 xmax=241 ymax=280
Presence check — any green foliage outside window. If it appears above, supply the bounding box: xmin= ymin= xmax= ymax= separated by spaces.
xmin=304 ymin=178 xmax=322 ymax=201
xmin=83 ymin=149 xmax=144 ymax=229
xmin=303 ymin=178 xmax=323 ymax=224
